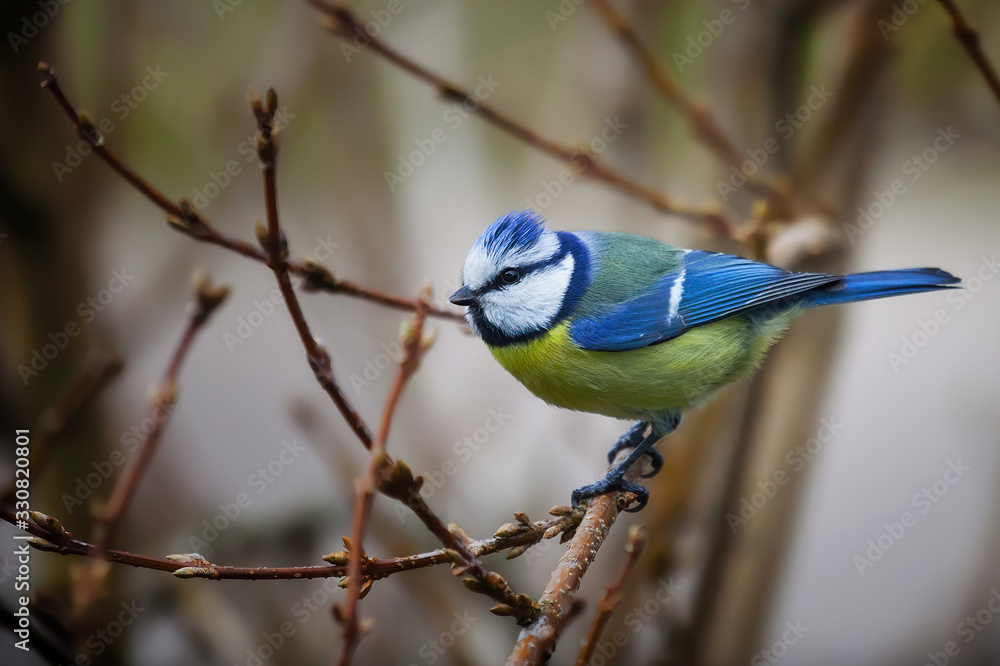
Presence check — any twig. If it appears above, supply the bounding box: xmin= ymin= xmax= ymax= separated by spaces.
xmin=2 ymin=508 xmax=581 ymax=581
xmin=589 ymin=0 xmax=787 ymax=207
xmin=666 ymin=359 xmax=774 ymax=664
xmin=375 ymin=458 xmax=540 ymax=624
xmin=97 ymin=273 xmax=228 ymax=551
xmin=304 ymin=0 xmax=733 ymax=236
xmin=251 ymin=88 xmax=374 ymax=450
xmin=2 ymin=351 xmax=122 ymax=502
xmin=506 ymin=451 xmax=647 ymax=665
xmin=37 ymin=62 xmax=463 ymax=322
xmin=336 ymin=300 xmax=430 ymax=666
xmin=574 ymin=525 xmax=647 ymax=666
xmin=936 ymin=0 xmax=1000 ymax=109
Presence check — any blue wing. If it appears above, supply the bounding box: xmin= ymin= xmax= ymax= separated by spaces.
xmin=569 ymin=250 xmax=841 ymax=352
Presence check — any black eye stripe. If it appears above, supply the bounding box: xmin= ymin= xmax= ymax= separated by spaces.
xmin=482 ymin=248 xmax=569 ymax=293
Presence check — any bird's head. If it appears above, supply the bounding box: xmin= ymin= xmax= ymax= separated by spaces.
xmin=450 ymin=210 xmax=589 ymax=346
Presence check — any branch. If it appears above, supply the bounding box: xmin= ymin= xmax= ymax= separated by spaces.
xmin=251 ymin=88 xmax=374 ymax=450
xmin=37 ymin=61 xmax=463 ymax=323
xmin=506 ymin=451 xmax=648 ymax=665
xmin=374 ymin=458 xmax=541 ymax=624
xmin=589 ymin=0 xmax=789 ymax=210
xmin=97 ymin=273 xmax=228 ymax=551
xmin=575 ymin=524 xmax=647 ymax=666
xmin=304 ymin=1 xmax=734 ymax=236
xmin=2 ymin=350 xmax=122 ymax=502
xmin=2 ymin=508 xmax=581 ymax=581
xmin=336 ymin=300 xmax=431 ymax=665
xmin=936 ymin=0 xmax=1000 ymax=109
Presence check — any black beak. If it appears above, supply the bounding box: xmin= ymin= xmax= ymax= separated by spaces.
xmin=449 ymin=286 xmax=475 ymax=306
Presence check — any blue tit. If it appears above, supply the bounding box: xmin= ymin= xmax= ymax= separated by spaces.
xmin=449 ymin=211 xmax=960 ymax=511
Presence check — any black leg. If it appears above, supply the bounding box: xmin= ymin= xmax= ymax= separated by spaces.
xmin=573 ymin=432 xmax=660 ymax=512
xmin=574 ymin=410 xmax=682 ymax=512
xmin=606 ymin=422 xmax=663 ymax=478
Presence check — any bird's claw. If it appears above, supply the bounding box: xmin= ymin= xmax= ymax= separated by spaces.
xmin=571 ymin=475 xmax=649 ymax=513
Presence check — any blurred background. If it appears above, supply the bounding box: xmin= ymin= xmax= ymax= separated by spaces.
xmin=1 ymin=0 xmax=999 ymax=664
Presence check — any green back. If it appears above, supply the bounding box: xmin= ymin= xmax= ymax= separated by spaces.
xmin=572 ymin=231 xmax=683 ymax=320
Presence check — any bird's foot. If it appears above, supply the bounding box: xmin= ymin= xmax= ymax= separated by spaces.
xmin=571 ymin=472 xmax=649 ymax=513
xmin=606 ymin=422 xmax=663 ymax=478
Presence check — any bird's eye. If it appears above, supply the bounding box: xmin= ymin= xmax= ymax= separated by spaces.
xmin=500 ymin=268 xmax=521 ymax=285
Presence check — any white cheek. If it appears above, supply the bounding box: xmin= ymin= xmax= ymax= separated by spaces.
xmin=480 ymin=256 xmax=574 ymax=338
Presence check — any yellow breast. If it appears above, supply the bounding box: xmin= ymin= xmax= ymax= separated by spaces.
xmin=489 ymin=317 xmax=789 ymax=421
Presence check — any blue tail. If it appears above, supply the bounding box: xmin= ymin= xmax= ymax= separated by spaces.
xmin=804 ymin=268 xmax=961 ymax=307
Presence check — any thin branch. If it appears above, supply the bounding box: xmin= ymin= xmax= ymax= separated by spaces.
xmin=337 ymin=300 xmax=430 ymax=666
xmin=2 ymin=350 xmax=122 ymax=502
xmin=666 ymin=360 xmax=774 ymax=664
xmin=97 ymin=274 xmax=228 ymax=551
xmin=506 ymin=452 xmax=648 ymax=665
xmin=251 ymin=89 xmax=374 ymax=450
xmin=374 ymin=457 xmax=541 ymax=624
xmin=936 ymin=0 xmax=1000 ymax=109
xmin=37 ymin=61 xmax=463 ymax=322
xmin=2 ymin=508 xmax=581 ymax=581
xmin=589 ymin=0 xmax=786 ymax=205
xmin=575 ymin=524 xmax=647 ymax=666
xmin=304 ymin=0 xmax=734 ymax=236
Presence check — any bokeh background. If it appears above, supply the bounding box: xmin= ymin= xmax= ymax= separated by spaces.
xmin=2 ymin=0 xmax=999 ymax=664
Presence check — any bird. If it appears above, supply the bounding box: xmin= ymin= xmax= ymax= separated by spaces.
xmin=448 ymin=210 xmax=960 ymax=511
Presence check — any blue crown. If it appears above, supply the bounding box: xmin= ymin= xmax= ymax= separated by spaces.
xmin=476 ymin=210 xmax=547 ymax=260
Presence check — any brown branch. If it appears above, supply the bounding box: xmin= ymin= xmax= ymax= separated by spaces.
xmin=37 ymin=61 xmax=463 ymax=323
xmin=2 ymin=350 xmax=122 ymax=502
xmin=2 ymin=508 xmax=580 ymax=582
xmin=304 ymin=0 xmax=733 ymax=237
xmin=575 ymin=524 xmax=647 ymax=666
xmin=97 ymin=274 xmax=228 ymax=551
xmin=337 ymin=300 xmax=430 ymax=666
xmin=374 ymin=458 xmax=540 ymax=624
xmin=251 ymin=89 xmax=374 ymax=450
xmin=936 ymin=0 xmax=1000 ymax=109
xmin=506 ymin=452 xmax=648 ymax=665
xmin=589 ymin=0 xmax=786 ymax=206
